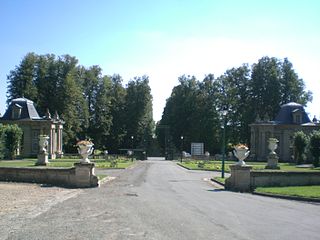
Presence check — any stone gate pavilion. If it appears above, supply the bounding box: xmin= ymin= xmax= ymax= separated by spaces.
xmin=249 ymin=102 xmax=319 ymax=162
xmin=0 ymin=98 xmax=64 ymax=159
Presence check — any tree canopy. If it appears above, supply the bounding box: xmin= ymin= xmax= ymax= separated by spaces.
xmin=159 ymin=57 xmax=312 ymax=155
xmin=6 ymin=54 xmax=312 ymax=156
xmin=6 ymin=53 xmax=154 ymax=153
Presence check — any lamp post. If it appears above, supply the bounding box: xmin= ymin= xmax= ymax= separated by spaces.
xmin=180 ymin=136 xmax=184 ymax=163
xmin=131 ymin=135 xmax=134 ymax=161
xmin=221 ymin=110 xmax=227 ymax=178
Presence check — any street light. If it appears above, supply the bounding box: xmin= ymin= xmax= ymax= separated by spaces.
xmin=221 ymin=110 xmax=227 ymax=178
xmin=131 ymin=135 xmax=134 ymax=161
xmin=180 ymin=136 xmax=184 ymax=163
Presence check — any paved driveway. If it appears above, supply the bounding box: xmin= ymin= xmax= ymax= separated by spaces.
xmin=1 ymin=160 xmax=319 ymax=240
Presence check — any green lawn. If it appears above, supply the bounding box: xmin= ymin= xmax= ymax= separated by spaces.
xmin=0 ymin=158 xmax=134 ymax=169
xmin=255 ymin=186 xmax=320 ymax=199
xmin=0 ymin=159 xmax=37 ymax=167
xmin=178 ymin=160 xmax=320 ymax=172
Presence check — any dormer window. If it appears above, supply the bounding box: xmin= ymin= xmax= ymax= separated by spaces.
xmin=12 ymin=104 xmax=22 ymax=119
xmin=292 ymin=109 xmax=302 ymax=124
xmin=294 ymin=114 xmax=301 ymax=124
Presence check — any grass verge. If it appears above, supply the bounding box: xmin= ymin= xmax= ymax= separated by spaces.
xmin=178 ymin=161 xmax=320 ymax=172
xmin=213 ymin=177 xmax=226 ymax=185
xmin=254 ymin=185 xmax=320 ymax=199
xmin=0 ymin=158 xmax=134 ymax=169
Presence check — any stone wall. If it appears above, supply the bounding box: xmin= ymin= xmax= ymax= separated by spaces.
xmin=225 ymin=164 xmax=320 ymax=192
xmin=251 ymin=171 xmax=320 ymax=188
xmin=0 ymin=163 xmax=99 ymax=188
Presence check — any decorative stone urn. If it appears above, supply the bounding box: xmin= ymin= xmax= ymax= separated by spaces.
xmin=233 ymin=144 xmax=250 ymax=166
xmin=77 ymin=140 xmax=94 ymax=163
xmin=268 ymin=138 xmax=279 ymax=154
xmin=266 ymin=138 xmax=280 ymax=169
xmin=39 ymin=135 xmax=49 ymax=153
xmin=36 ymin=135 xmax=50 ymax=165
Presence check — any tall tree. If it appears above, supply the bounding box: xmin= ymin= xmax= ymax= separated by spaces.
xmin=250 ymin=56 xmax=282 ymax=120
xmin=7 ymin=52 xmax=38 ymax=103
xmin=81 ymin=65 xmax=101 ymax=117
xmin=124 ymin=76 xmax=154 ymax=151
xmin=60 ymin=70 xmax=89 ymax=152
xmin=159 ymin=75 xmax=221 ymax=154
xmin=90 ymin=76 xmax=113 ymax=149
xmin=280 ymin=58 xmax=312 ymax=105
xmin=215 ymin=64 xmax=252 ymax=144
xmin=105 ymin=74 xmax=127 ymax=153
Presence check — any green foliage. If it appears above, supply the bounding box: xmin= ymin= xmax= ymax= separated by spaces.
xmin=250 ymin=57 xmax=282 ymax=120
xmin=309 ymin=131 xmax=320 ymax=167
xmin=6 ymin=53 xmax=155 ymax=154
xmin=293 ymin=131 xmax=309 ymax=164
xmin=124 ymin=76 xmax=154 ymax=152
xmin=89 ymin=76 xmax=113 ymax=149
xmin=6 ymin=52 xmax=38 ymax=103
xmin=109 ymin=159 xmax=118 ymax=168
xmin=0 ymin=124 xmax=23 ymax=159
xmin=158 ymin=74 xmax=221 ymax=155
xmin=105 ymin=74 xmax=127 ymax=153
xmin=159 ymin=56 xmax=312 ymax=154
xmin=7 ymin=53 xmax=311 ymax=157
xmin=197 ymin=161 xmax=205 ymax=168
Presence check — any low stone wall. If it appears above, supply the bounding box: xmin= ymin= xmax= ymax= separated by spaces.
xmin=0 ymin=163 xmax=99 ymax=188
xmin=251 ymin=171 xmax=320 ymax=188
xmin=225 ymin=164 xmax=320 ymax=192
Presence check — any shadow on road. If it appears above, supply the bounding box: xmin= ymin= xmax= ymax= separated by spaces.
xmin=207 ymin=189 xmax=225 ymax=192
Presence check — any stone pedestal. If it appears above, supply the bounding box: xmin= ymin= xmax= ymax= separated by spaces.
xmin=265 ymin=153 xmax=280 ymax=169
xmin=36 ymin=152 xmax=49 ymax=166
xmin=74 ymin=163 xmax=99 ymax=187
xmin=225 ymin=165 xmax=252 ymax=192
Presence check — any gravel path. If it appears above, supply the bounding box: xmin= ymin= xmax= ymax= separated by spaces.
xmin=0 ymin=182 xmax=81 ymax=220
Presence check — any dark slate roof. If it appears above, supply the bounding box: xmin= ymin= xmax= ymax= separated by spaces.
xmin=274 ymin=102 xmax=310 ymax=124
xmin=1 ymin=97 xmax=41 ymax=120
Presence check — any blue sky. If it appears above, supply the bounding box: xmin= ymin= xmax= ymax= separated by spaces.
xmin=1 ymin=0 xmax=319 ymax=121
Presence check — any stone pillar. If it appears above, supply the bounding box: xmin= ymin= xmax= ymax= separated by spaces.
xmin=225 ymin=165 xmax=252 ymax=192
xmin=261 ymin=131 xmax=266 ymax=159
xmin=56 ymin=125 xmax=63 ymax=158
xmin=73 ymin=163 xmax=99 ymax=188
xmin=50 ymin=126 xmax=56 ymax=159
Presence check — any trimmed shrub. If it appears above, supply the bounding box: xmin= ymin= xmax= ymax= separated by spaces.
xmin=293 ymin=131 xmax=308 ymax=165
xmin=309 ymin=130 xmax=320 ymax=167
xmin=2 ymin=124 xmax=23 ymax=160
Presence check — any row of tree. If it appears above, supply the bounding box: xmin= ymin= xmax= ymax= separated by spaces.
xmin=5 ymin=54 xmax=313 ymax=157
xmin=6 ymin=53 xmax=154 ymax=153
xmin=158 ymin=57 xmax=312 ymax=155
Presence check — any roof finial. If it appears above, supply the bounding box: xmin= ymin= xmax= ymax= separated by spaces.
xmin=312 ymin=115 xmax=318 ymax=123
xmin=54 ymin=111 xmax=59 ymax=120
xmin=45 ymin=108 xmax=51 ymax=119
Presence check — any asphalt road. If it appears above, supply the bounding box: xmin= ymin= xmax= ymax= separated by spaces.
xmin=1 ymin=159 xmax=320 ymax=240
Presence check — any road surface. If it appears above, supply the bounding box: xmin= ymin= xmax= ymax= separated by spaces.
xmin=1 ymin=160 xmax=319 ymax=240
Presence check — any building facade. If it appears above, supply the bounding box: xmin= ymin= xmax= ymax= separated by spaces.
xmin=0 ymin=98 xmax=64 ymax=159
xmin=249 ymin=102 xmax=319 ymax=162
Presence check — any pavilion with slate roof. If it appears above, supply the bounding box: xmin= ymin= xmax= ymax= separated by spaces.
xmin=0 ymin=97 xmax=64 ymax=159
xmin=249 ymin=102 xmax=320 ymax=162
